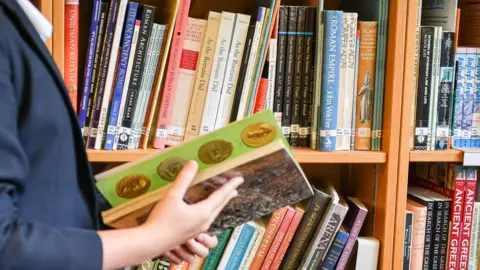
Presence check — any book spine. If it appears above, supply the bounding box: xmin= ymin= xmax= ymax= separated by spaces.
xmin=319 ymin=10 xmax=343 ymax=151
xmin=472 ymin=48 xmax=480 ymax=148
xmin=350 ymin=30 xmax=360 ymax=150
xmin=154 ymin=259 xmax=172 ymax=270
xmin=435 ymin=32 xmax=455 ymax=150
xmin=320 ymin=230 xmax=349 ymax=270
xmin=266 ymin=38 xmax=277 ymax=112
xmin=409 ymin=0 xmax=423 ymax=150
xmin=446 ymin=165 xmax=466 ymax=270
xmin=299 ymin=7 xmax=315 ymax=148
xmin=198 ymin=12 xmax=236 ymax=135
xmin=429 ymin=27 xmax=442 ymax=151
xmin=87 ymin=0 xmax=120 ymax=149
xmin=239 ymin=224 xmax=265 ymax=270
xmin=290 ymin=6 xmax=306 ymax=147
xmin=166 ymin=18 xmax=207 ymax=145
xmin=184 ymin=12 xmax=222 ymax=141
xmin=462 ymin=48 xmax=477 ymax=148
xmin=431 ymin=200 xmax=443 ymax=270
xmin=104 ymin=2 xmax=138 ymax=150
xmin=116 ymin=5 xmax=156 ymax=150
xmin=459 ymin=168 xmax=478 ymax=270
xmin=83 ymin=2 xmax=109 ymax=143
xmin=253 ymin=78 xmax=269 ymax=114
xmin=414 ymin=26 xmax=434 ymax=151
xmin=270 ymin=207 xmax=305 ymax=270
xmin=281 ymin=6 xmax=297 ymax=141
xmin=407 ymin=202 xmax=427 ymax=270
xmin=311 ymin=10 xmax=324 ymax=149
xmin=202 ymin=229 xmax=232 ymax=270
xmin=214 ymin=14 xmax=251 ymax=129
xmin=153 ymin=0 xmax=191 ymax=149
xmin=274 ymin=6 xmax=288 ymax=129
xmin=468 ymin=202 xmax=480 ymax=270
xmin=440 ymin=199 xmax=451 ymax=270
xmin=403 ymin=212 xmax=413 ymax=270
xmin=452 ymin=48 xmax=467 ymax=148
xmin=226 ymin=223 xmax=256 ymax=270
xmin=250 ymin=207 xmax=288 ymax=270
xmin=217 ymin=225 xmax=244 ymax=269
xmin=335 ymin=209 xmax=368 ymax=270
xmin=64 ymin=0 xmax=79 ymax=113
xmin=343 ymin=13 xmax=357 ymax=151
xmin=335 ymin=13 xmax=348 ymax=151
xmin=113 ymin=20 xmax=141 ymax=149
xmin=79 ymin=0 xmax=102 ymax=137
xmin=95 ymin=0 xmax=129 ymax=149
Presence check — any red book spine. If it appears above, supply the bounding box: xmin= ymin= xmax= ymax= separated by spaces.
xmin=260 ymin=206 xmax=296 ymax=270
xmin=169 ymin=262 xmax=189 ymax=270
xmin=253 ymin=78 xmax=269 ymax=114
xmin=269 ymin=207 xmax=305 ymax=270
xmin=459 ymin=168 xmax=478 ymax=270
xmin=447 ymin=165 xmax=466 ymax=270
xmin=64 ymin=0 xmax=79 ymax=113
xmin=411 ymin=176 xmax=454 ymax=198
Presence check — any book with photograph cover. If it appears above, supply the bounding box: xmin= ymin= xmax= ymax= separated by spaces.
xmin=95 ymin=111 xmax=313 ymax=235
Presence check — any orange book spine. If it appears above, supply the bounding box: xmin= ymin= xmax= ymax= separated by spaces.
xmin=407 ymin=199 xmax=428 ymax=270
xmin=354 ymin=22 xmax=378 ymax=150
xmin=187 ymin=256 xmax=205 ymax=270
xmin=254 ymin=78 xmax=269 ymax=114
xmin=249 ymin=207 xmax=289 ymax=270
xmin=65 ymin=0 xmax=79 ymax=112
xmin=260 ymin=206 xmax=296 ymax=270
xmin=269 ymin=206 xmax=305 ymax=270
xmin=170 ymin=262 xmax=189 ymax=270
xmin=153 ymin=0 xmax=191 ymax=149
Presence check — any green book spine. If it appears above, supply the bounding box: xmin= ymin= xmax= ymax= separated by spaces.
xmin=202 ymin=229 xmax=233 ymax=270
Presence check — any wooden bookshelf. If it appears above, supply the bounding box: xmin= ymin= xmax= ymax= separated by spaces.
xmin=409 ymin=150 xmax=464 ymax=162
xmin=87 ymin=148 xmax=388 ymax=163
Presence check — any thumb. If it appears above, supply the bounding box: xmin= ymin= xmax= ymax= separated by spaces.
xmin=167 ymin=160 xmax=198 ymax=198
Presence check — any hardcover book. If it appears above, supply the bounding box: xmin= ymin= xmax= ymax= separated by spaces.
xmin=95 ymin=111 xmax=313 ymax=235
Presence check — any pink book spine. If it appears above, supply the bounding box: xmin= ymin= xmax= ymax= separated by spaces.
xmin=153 ymin=0 xmax=191 ymax=149
xmin=335 ymin=208 xmax=368 ymax=270
xmin=459 ymin=168 xmax=478 ymax=270
xmin=447 ymin=165 xmax=466 ymax=270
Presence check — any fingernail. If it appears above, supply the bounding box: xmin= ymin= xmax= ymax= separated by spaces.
xmin=232 ymin=177 xmax=244 ymax=185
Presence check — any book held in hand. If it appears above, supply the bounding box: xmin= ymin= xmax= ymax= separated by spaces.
xmin=95 ymin=110 xmax=314 ymax=235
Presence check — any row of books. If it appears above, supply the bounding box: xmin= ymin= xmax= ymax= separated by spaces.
xmin=402 ymin=163 xmax=479 ymax=270
xmin=63 ymin=0 xmax=389 ymax=152
xmin=126 ymin=186 xmax=379 ymax=270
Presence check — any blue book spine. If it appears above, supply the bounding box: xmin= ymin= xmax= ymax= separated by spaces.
xmin=225 ymin=223 xmax=255 ymax=269
xmin=104 ymin=2 xmax=138 ymax=150
xmin=453 ymin=48 xmax=466 ymax=148
xmin=320 ymin=10 xmax=343 ymax=151
xmin=78 ymin=0 xmax=102 ymax=135
xmin=472 ymin=49 xmax=480 ymax=148
xmin=320 ymin=229 xmax=349 ymax=270
xmin=87 ymin=0 xmax=120 ymax=149
xmin=462 ymin=49 xmax=476 ymax=148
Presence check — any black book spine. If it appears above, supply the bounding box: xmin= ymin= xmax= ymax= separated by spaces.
xmin=116 ymin=5 xmax=156 ymax=150
xmin=274 ymin=6 xmax=289 ymax=127
xmin=435 ymin=32 xmax=455 ymax=150
xmin=439 ymin=200 xmax=450 ymax=270
xmin=84 ymin=1 xmax=109 ymax=143
xmin=290 ymin=6 xmax=306 ymax=147
xmin=431 ymin=200 xmax=443 ymax=270
xmin=282 ymin=6 xmax=298 ymax=143
xmin=408 ymin=193 xmax=434 ymax=270
xmin=230 ymin=25 xmax=256 ymax=123
xmin=403 ymin=211 xmax=413 ymax=270
xmin=414 ymin=26 xmax=435 ymax=150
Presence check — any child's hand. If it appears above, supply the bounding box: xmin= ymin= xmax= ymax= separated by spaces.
xmin=161 ymin=233 xmax=218 ymax=264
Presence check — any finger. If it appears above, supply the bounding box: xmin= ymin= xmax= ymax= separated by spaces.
xmin=184 ymin=239 xmax=210 ymax=258
xmin=172 ymin=245 xmax=195 ymax=263
xmin=167 ymin=161 xmax=198 ymax=198
xmin=195 ymin=177 xmax=243 ymax=211
xmin=195 ymin=234 xmax=218 ymax=249
xmin=162 ymin=251 xmax=182 ymax=265
xmin=210 ymin=191 xmax=238 ymax=218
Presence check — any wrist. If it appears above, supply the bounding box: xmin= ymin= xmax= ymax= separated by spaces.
xmin=138 ymin=221 xmax=174 ymax=256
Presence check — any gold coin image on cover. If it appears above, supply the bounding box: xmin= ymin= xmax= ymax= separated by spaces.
xmin=198 ymin=140 xmax=233 ymax=164
xmin=241 ymin=122 xmax=276 ymax=147
xmin=115 ymin=174 xmax=151 ymax=199
xmin=157 ymin=157 xmax=188 ymax=181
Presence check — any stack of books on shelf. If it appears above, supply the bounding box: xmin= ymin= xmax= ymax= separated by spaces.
xmin=403 ymin=162 xmax=480 ymax=269
xmin=60 ymin=0 xmax=389 ymax=152
xmin=125 ymin=186 xmax=379 ymax=270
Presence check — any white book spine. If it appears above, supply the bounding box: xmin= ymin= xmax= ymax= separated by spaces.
xmin=266 ymin=38 xmax=277 ymax=111
xmin=427 ymin=26 xmax=439 ymax=150
xmin=183 ymin=12 xmax=222 ymax=141
xmin=343 ymin=13 xmax=358 ymax=151
xmin=336 ymin=13 xmax=349 ymax=151
xmin=239 ymin=222 xmax=265 ymax=270
xmin=473 ymin=48 xmax=480 ymax=148
xmin=465 ymin=47 xmax=477 ymax=148
xmin=166 ymin=18 xmax=207 ymax=145
xmin=199 ymin=12 xmax=236 ymax=135
xmin=430 ymin=26 xmax=442 ymax=150
xmin=113 ymin=21 xmax=141 ymax=149
xmin=95 ymin=0 xmax=129 ymax=149
xmin=217 ymin=224 xmax=244 ymax=270
xmin=236 ymin=8 xmax=266 ymax=121
xmin=214 ymin=14 xmax=251 ymax=130
xmin=469 ymin=202 xmax=480 ymax=269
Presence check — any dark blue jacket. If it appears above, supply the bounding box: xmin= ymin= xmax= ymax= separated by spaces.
xmin=0 ymin=0 xmax=103 ymax=268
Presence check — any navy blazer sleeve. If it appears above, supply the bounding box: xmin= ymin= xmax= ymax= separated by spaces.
xmin=0 ymin=47 xmax=103 ymax=269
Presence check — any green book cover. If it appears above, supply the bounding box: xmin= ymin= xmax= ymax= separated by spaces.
xmin=202 ymin=229 xmax=233 ymax=270
xmin=96 ymin=110 xmax=313 ymax=235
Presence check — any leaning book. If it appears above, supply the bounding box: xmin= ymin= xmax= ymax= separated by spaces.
xmin=95 ymin=110 xmax=314 ymax=235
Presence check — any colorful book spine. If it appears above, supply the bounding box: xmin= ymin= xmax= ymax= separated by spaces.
xmin=335 ymin=13 xmax=348 ymax=151
xmin=64 ymin=0 xmax=79 ymax=113
xmin=320 ymin=228 xmax=349 ymax=270
xmin=453 ymin=48 xmax=467 ymax=148
xmin=79 ymin=0 xmax=102 ymax=137
xmin=407 ymin=199 xmax=427 ymax=270
xmin=446 ymin=165 xmax=466 ymax=269
xmin=403 ymin=211 xmax=413 ymax=270
xmin=225 ymin=222 xmax=256 ymax=269
xmin=463 ymin=48 xmax=477 ymax=148
xmin=459 ymin=168 xmax=478 ymax=270
xmin=319 ymin=10 xmax=343 ymax=151
xmin=472 ymin=48 xmax=480 ymax=148
xmin=166 ymin=18 xmax=207 ymax=145
xmin=253 ymin=76 xmax=269 ymax=114
xmin=239 ymin=221 xmax=265 ymax=270
xmin=468 ymin=202 xmax=480 ymax=270
xmin=350 ymin=29 xmax=360 ymax=150
xmin=202 ymin=229 xmax=232 ymax=270
xmin=104 ymin=2 xmax=138 ymax=150
xmin=153 ymin=0 xmax=191 ymax=149
xmin=217 ymin=225 xmax=244 ymax=269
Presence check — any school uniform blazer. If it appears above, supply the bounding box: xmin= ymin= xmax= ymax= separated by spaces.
xmin=0 ymin=0 xmax=104 ymax=268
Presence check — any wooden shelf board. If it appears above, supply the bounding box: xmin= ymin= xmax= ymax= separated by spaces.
xmin=409 ymin=150 xmax=463 ymax=163
xmin=87 ymin=148 xmax=387 ymax=164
